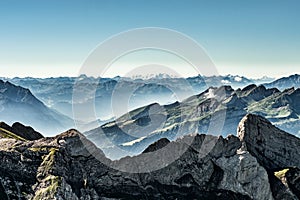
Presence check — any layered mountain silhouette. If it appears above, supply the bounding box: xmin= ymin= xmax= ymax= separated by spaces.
xmin=1 ymin=75 xmax=299 ymax=158
xmin=264 ymin=74 xmax=300 ymax=91
xmin=0 ymin=121 xmax=43 ymax=140
xmin=85 ymin=84 xmax=300 ymax=159
xmin=2 ymin=74 xmax=271 ymax=125
xmin=0 ymin=80 xmax=74 ymax=135
xmin=0 ymin=115 xmax=300 ymax=199
xmin=2 ymin=74 xmax=296 ymax=132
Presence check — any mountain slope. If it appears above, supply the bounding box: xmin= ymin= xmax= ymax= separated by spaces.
xmin=3 ymin=75 xmax=263 ymax=123
xmin=0 ymin=121 xmax=43 ymax=141
xmin=85 ymin=84 xmax=298 ymax=159
xmin=0 ymin=115 xmax=300 ymax=199
xmin=264 ymin=74 xmax=300 ymax=91
xmin=85 ymin=85 xmax=300 ymax=159
xmin=0 ymin=80 xmax=74 ymax=135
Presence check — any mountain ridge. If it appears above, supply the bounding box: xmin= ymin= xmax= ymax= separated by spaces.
xmin=0 ymin=74 xmax=279 ymax=123
xmin=1 ymin=74 xmax=299 ymax=139
xmin=0 ymin=80 xmax=74 ymax=135
xmin=264 ymin=74 xmax=300 ymax=91
xmin=0 ymin=114 xmax=300 ymax=199
xmin=85 ymin=83 xmax=300 ymax=159
xmin=0 ymin=121 xmax=43 ymax=141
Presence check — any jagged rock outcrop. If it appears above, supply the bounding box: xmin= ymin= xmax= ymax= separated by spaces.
xmin=216 ymin=149 xmax=273 ymax=200
xmin=87 ymin=83 xmax=300 ymax=160
xmin=142 ymin=138 xmax=170 ymax=153
xmin=238 ymin=114 xmax=300 ymax=170
xmin=0 ymin=114 xmax=300 ymax=199
xmin=0 ymin=122 xmax=43 ymax=140
xmin=285 ymin=167 xmax=300 ymax=197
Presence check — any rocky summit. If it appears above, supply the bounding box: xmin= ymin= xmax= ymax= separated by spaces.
xmin=0 ymin=114 xmax=300 ymax=199
xmin=0 ymin=121 xmax=43 ymax=141
xmin=85 ymin=83 xmax=300 ymax=160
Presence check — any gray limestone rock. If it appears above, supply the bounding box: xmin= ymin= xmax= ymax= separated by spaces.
xmin=238 ymin=114 xmax=300 ymax=170
xmin=0 ymin=114 xmax=300 ymax=199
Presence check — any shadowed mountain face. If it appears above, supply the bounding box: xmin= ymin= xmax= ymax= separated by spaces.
xmin=0 ymin=115 xmax=299 ymax=199
xmin=142 ymin=138 xmax=170 ymax=153
xmin=85 ymin=84 xmax=300 ymax=159
xmin=1 ymin=75 xmax=299 ymax=158
xmin=1 ymin=75 xmax=260 ymax=124
xmin=264 ymin=74 xmax=300 ymax=91
xmin=0 ymin=80 xmax=74 ymax=135
xmin=1 ymin=74 xmax=292 ymax=133
xmin=0 ymin=121 xmax=43 ymax=141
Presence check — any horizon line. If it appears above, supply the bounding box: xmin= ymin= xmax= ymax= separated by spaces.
xmin=0 ymin=73 xmax=281 ymax=80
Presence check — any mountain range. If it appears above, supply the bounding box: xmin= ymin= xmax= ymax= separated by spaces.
xmin=264 ymin=74 xmax=300 ymax=91
xmin=0 ymin=114 xmax=300 ymax=199
xmin=0 ymin=80 xmax=74 ymax=135
xmin=0 ymin=74 xmax=300 ymax=199
xmin=0 ymin=74 xmax=278 ymax=126
xmin=85 ymin=83 xmax=300 ymax=159
xmin=0 ymin=74 xmax=299 ymax=150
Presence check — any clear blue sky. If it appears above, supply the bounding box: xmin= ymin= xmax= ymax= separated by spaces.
xmin=0 ymin=0 xmax=299 ymax=78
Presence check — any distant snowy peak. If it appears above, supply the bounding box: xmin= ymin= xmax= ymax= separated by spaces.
xmin=220 ymin=75 xmax=247 ymax=84
xmin=227 ymin=75 xmax=244 ymax=80
xmin=128 ymin=73 xmax=180 ymax=80
xmin=128 ymin=74 xmax=249 ymax=82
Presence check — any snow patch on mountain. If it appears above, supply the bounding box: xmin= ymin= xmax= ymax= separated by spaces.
xmin=234 ymin=76 xmax=242 ymax=82
xmin=204 ymin=88 xmax=216 ymax=99
xmin=122 ymin=136 xmax=147 ymax=146
xmin=221 ymin=80 xmax=231 ymax=84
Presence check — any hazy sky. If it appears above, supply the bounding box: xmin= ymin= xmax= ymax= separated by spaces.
xmin=0 ymin=0 xmax=299 ymax=78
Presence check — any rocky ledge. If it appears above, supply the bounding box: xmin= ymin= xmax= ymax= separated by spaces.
xmin=0 ymin=114 xmax=300 ymax=200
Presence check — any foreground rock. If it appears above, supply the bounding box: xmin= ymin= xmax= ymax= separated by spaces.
xmin=142 ymin=137 xmax=170 ymax=153
xmin=0 ymin=121 xmax=43 ymax=141
xmin=238 ymin=114 xmax=300 ymax=170
xmin=0 ymin=114 xmax=299 ymax=199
